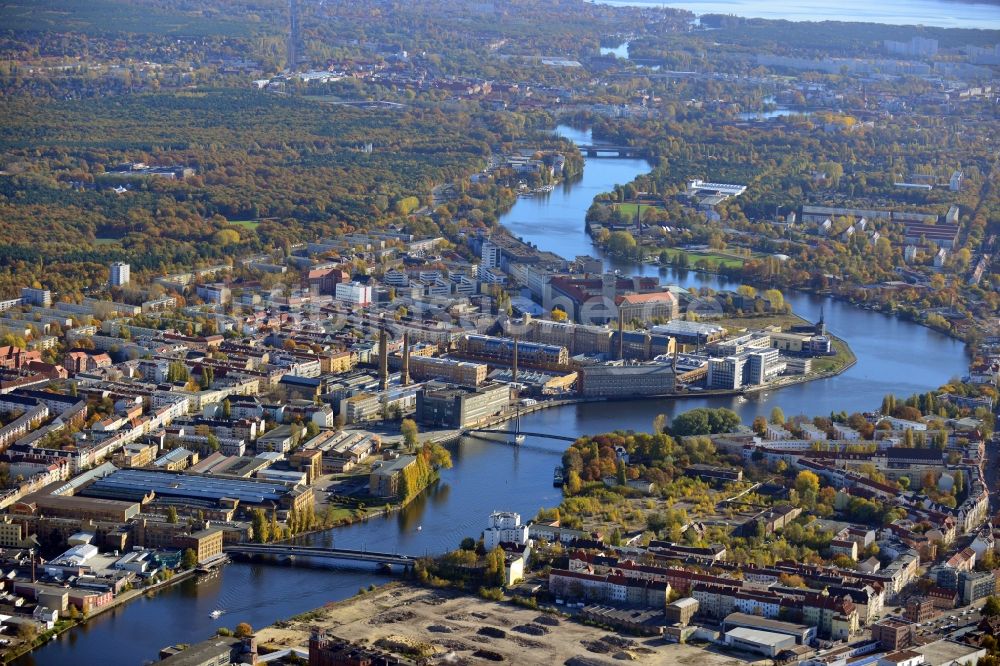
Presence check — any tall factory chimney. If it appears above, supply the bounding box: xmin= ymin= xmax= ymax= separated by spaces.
xmin=617 ymin=315 xmax=624 ymax=361
xmin=377 ymin=322 xmax=388 ymax=391
xmin=512 ymin=336 xmax=518 ymax=385
xmin=288 ymin=0 xmax=302 ymax=70
xmin=401 ymin=331 xmax=411 ymax=386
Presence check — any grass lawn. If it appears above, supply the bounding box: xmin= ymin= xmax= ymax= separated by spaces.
xmin=230 ymin=220 xmax=261 ymax=230
xmin=653 ymin=247 xmax=747 ymax=269
xmin=93 ymin=237 xmax=121 ymax=245
xmin=812 ymin=337 xmax=855 ymax=374
xmin=714 ymin=312 xmax=809 ymax=332
xmin=614 ymin=202 xmax=640 ymax=217
xmin=613 ymin=202 xmax=664 ymax=217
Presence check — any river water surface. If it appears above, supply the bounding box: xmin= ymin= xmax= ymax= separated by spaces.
xmin=593 ymin=0 xmax=1000 ymax=30
xmin=18 ymin=126 xmax=968 ymax=666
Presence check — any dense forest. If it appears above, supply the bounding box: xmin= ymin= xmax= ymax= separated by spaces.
xmin=0 ymin=89 xmax=550 ymax=295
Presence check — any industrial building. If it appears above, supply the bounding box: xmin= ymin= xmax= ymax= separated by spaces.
xmin=652 ymin=321 xmax=726 ymax=346
xmin=578 ymin=605 xmax=665 ymax=636
xmin=723 ymin=626 xmax=795 ymax=657
xmin=415 ymin=382 xmax=510 ymax=428
xmin=459 ymin=334 xmax=569 ymax=367
xmin=173 ymin=527 xmax=225 ymax=564
xmin=369 ymin=455 xmax=416 ymax=498
xmin=722 ymin=612 xmax=816 ymax=645
xmin=78 ymin=468 xmax=313 ymax=514
xmin=616 ymin=291 xmax=680 ymax=324
xmin=159 ymin=635 xmax=258 ymax=666
xmin=14 ymin=493 xmax=142 ymax=522
xmin=665 ymin=597 xmax=699 ymax=626
xmin=408 ymin=355 xmax=487 ymax=386
xmin=579 ymin=362 xmax=675 ymax=397
xmin=510 ymin=316 xmax=613 ymax=356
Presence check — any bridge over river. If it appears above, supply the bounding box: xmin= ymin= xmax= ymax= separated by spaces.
xmin=576 ymin=144 xmax=647 ymax=158
xmin=224 ymin=544 xmax=416 ymax=569
xmin=465 ymin=428 xmax=577 ymax=442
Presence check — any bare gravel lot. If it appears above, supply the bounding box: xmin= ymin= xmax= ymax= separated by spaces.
xmin=256 ymin=583 xmax=755 ymax=665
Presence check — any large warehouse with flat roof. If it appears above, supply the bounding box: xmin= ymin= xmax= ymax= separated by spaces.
xmin=724 ymin=627 xmax=795 ymax=657
xmin=79 ymin=468 xmax=313 ymax=514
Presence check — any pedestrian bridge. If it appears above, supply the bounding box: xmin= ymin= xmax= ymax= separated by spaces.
xmin=466 ymin=429 xmax=578 ymax=442
xmin=224 ymin=544 xmax=417 ymax=568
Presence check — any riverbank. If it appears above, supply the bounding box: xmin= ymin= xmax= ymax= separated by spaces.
xmin=646 ymin=251 xmax=974 ymax=349
xmin=1 ymin=567 xmax=202 ymax=664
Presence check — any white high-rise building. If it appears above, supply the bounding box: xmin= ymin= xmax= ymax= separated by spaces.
xmin=483 ymin=511 xmax=529 ymax=551
xmin=109 ymin=262 xmax=130 ymax=287
xmin=707 ymin=355 xmax=746 ymax=390
xmin=481 ymin=240 xmax=501 ymax=269
xmin=334 ymin=281 xmax=373 ymax=307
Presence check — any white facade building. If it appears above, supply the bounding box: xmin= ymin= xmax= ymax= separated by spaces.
xmin=483 ymin=511 xmax=530 ymax=551
xmin=481 ymin=240 xmax=502 ymax=269
xmin=335 ymin=281 xmax=373 ymax=307
xmin=707 ymin=355 xmax=745 ymax=390
xmin=109 ymin=262 xmax=131 ymax=287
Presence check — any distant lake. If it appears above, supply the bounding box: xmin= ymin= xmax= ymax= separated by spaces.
xmin=593 ymin=0 xmax=1000 ymax=30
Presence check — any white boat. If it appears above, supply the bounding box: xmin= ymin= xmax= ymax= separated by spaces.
xmin=210 ymin=610 xmax=224 ymax=619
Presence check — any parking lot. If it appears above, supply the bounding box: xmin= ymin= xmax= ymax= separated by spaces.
xmin=914 ymin=604 xmax=984 ymax=642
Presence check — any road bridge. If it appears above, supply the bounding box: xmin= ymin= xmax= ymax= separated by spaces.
xmin=224 ymin=544 xmax=416 ymax=569
xmin=576 ymin=144 xmax=647 ymax=158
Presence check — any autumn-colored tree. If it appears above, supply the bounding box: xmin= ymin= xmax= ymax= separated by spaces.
xmin=401 ymin=418 xmax=419 ymax=450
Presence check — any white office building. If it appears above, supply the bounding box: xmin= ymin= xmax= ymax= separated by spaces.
xmin=335 ymin=281 xmax=373 ymax=307
xmin=745 ymin=349 xmax=785 ymax=385
xmin=483 ymin=511 xmax=530 ymax=551
xmin=707 ymin=355 xmax=746 ymax=390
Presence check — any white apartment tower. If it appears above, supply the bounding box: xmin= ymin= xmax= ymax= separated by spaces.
xmin=109 ymin=262 xmax=131 ymax=287
xmin=481 ymin=240 xmax=501 ymax=269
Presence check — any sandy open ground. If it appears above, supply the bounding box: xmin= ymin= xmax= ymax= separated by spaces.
xmin=256 ymin=583 xmax=756 ymax=665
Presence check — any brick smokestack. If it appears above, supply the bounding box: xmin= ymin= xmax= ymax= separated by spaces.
xmin=378 ymin=322 xmax=388 ymax=391
xmin=401 ymin=331 xmax=410 ymax=386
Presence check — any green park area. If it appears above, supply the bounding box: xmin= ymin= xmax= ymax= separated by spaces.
xmin=812 ymin=338 xmax=855 ymax=375
xmin=655 ymin=246 xmax=748 ymax=269
xmin=229 ymin=220 xmax=261 ymax=231
xmin=613 ymin=202 xmax=663 ymax=217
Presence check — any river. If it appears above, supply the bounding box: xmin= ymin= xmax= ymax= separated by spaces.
xmin=18 ymin=127 xmax=968 ymax=665
xmin=592 ymin=0 xmax=1000 ymax=30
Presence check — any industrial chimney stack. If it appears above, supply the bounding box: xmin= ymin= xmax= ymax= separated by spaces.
xmin=617 ymin=315 xmax=624 ymax=361
xmin=401 ymin=331 xmax=411 ymax=386
xmin=377 ymin=322 xmax=388 ymax=391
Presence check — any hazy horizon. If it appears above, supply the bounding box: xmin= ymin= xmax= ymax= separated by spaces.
xmin=592 ymin=0 xmax=1000 ymax=30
